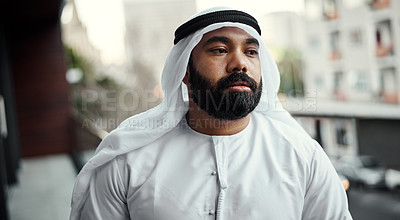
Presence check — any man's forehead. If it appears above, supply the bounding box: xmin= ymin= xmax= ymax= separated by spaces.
xmin=199 ymin=27 xmax=257 ymax=45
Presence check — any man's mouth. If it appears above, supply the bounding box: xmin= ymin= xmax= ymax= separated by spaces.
xmin=226 ymin=81 xmax=252 ymax=92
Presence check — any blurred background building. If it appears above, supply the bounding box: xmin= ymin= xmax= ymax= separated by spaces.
xmin=1 ymin=0 xmax=400 ymax=219
xmin=289 ymin=0 xmax=400 ymax=170
xmin=123 ymin=0 xmax=196 ymax=110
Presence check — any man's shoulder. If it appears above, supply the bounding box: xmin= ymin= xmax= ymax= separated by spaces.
xmin=251 ymin=112 xmax=318 ymax=159
xmin=97 ymin=118 xmax=200 ymax=175
xmin=102 ymin=117 xmax=189 ymax=153
xmin=106 ymin=116 xmax=186 ymax=142
xmin=252 ymin=112 xmax=313 ymax=141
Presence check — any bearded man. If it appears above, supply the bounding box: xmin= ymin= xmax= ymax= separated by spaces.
xmin=70 ymin=7 xmax=352 ymax=220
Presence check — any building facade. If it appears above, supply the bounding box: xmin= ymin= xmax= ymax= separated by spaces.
xmin=303 ymin=0 xmax=400 ymax=103
xmin=295 ymin=0 xmax=400 ymax=168
xmin=123 ymin=0 xmax=196 ymax=110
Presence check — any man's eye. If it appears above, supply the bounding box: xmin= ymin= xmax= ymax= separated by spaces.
xmin=246 ymin=50 xmax=259 ymax=55
xmin=211 ymin=48 xmax=227 ymax=54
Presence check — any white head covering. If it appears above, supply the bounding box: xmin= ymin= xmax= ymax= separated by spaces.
xmin=70 ymin=7 xmax=308 ymax=219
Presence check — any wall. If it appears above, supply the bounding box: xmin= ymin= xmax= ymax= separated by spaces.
xmin=4 ymin=0 xmax=72 ymax=157
xmin=356 ymin=119 xmax=400 ymax=169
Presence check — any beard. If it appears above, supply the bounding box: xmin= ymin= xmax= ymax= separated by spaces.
xmin=188 ymin=60 xmax=262 ymax=121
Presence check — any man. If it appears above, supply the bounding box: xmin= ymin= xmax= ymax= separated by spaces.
xmin=70 ymin=7 xmax=352 ymax=220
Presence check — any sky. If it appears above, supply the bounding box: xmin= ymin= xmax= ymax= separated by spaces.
xmin=66 ymin=0 xmax=126 ymax=64
xmin=197 ymin=0 xmax=304 ymax=18
xmin=66 ymin=0 xmax=304 ymax=65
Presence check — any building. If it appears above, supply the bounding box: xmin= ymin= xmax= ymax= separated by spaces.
xmin=123 ymin=0 xmax=196 ymax=112
xmin=302 ymin=0 xmax=400 ymax=103
xmin=293 ymin=0 xmax=400 ymax=169
xmin=61 ymin=0 xmax=101 ymax=65
xmin=260 ymin=11 xmax=305 ymax=50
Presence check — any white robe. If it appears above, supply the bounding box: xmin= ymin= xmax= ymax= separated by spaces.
xmin=70 ymin=10 xmax=318 ymax=219
xmin=79 ymin=112 xmax=352 ymax=220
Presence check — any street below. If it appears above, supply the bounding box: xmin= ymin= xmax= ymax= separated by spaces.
xmin=348 ymin=187 xmax=400 ymax=220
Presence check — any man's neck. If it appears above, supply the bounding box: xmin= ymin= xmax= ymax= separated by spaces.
xmin=185 ymin=103 xmax=250 ymax=136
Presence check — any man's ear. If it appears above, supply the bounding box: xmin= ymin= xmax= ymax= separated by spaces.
xmin=183 ymin=66 xmax=190 ymax=85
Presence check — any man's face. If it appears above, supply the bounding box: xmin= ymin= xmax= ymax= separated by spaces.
xmin=186 ymin=27 xmax=262 ymax=120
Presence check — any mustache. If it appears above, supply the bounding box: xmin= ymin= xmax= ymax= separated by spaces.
xmin=216 ymin=72 xmax=259 ymax=91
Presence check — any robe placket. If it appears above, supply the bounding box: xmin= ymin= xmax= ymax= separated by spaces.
xmin=212 ymin=137 xmax=229 ymax=220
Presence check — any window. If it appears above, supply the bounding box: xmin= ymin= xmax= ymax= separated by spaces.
xmin=380 ymin=67 xmax=397 ymax=92
xmin=375 ymin=20 xmax=394 ymax=57
xmin=335 ymin=120 xmax=349 ymax=146
xmin=349 ymin=71 xmax=369 ymax=91
xmin=330 ymin=31 xmax=341 ymax=60
xmin=333 ymin=71 xmax=346 ymax=100
xmin=370 ymin=0 xmax=391 ymax=10
xmin=333 ymin=71 xmax=343 ymax=91
xmin=379 ymin=67 xmax=398 ymax=104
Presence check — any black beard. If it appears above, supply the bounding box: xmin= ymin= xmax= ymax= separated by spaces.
xmin=188 ymin=60 xmax=262 ymax=121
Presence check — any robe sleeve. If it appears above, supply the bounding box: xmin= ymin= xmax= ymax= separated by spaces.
xmin=79 ymin=156 xmax=130 ymax=220
xmin=302 ymin=144 xmax=353 ymax=220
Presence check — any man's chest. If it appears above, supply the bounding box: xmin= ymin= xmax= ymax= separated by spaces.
xmin=125 ymin=137 xmax=305 ymax=220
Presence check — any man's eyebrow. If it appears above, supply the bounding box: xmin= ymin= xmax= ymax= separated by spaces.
xmin=203 ymin=36 xmax=231 ymax=47
xmin=246 ymin=38 xmax=259 ymax=46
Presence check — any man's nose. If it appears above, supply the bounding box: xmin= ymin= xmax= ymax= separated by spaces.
xmin=226 ymin=51 xmax=248 ymax=73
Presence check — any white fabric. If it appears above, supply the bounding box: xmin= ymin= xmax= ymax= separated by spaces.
xmin=79 ymin=113 xmax=352 ymax=219
xmin=70 ymin=7 xmax=349 ymax=219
